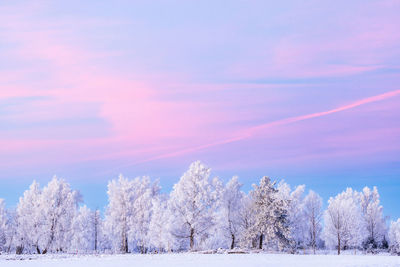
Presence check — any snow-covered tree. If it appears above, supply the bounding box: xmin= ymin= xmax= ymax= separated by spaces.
xmin=323 ymin=188 xmax=365 ymax=254
xmin=95 ymin=213 xmax=111 ymax=252
xmin=105 ymin=175 xmax=159 ymax=253
xmin=203 ymin=176 xmax=226 ymax=249
xmin=16 ymin=181 xmax=44 ymax=254
xmin=303 ymin=190 xmax=323 ymax=254
xmin=0 ymin=199 xmax=9 ymax=253
xmin=104 ymin=175 xmax=133 ymax=253
xmin=70 ymin=205 xmax=95 ymax=253
xmin=168 ymin=161 xmax=217 ymax=250
xmin=388 ymin=219 xmax=400 ymax=254
xmin=219 ymin=176 xmax=245 ymax=249
xmin=148 ymin=195 xmax=172 ymax=252
xmin=244 ymin=177 xmax=290 ymax=250
xmin=128 ymin=177 xmax=160 ymax=253
xmin=277 ymin=182 xmax=307 ymax=250
xmin=4 ymin=209 xmax=16 ymax=254
xmin=16 ymin=178 xmax=81 ymax=254
xmin=359 ymin=186 xmax=386 ymax=249
xmin=237 ymin=193 xmax=256 ymax=248
xmin=41 ymin=177 xmax=81 ymax=253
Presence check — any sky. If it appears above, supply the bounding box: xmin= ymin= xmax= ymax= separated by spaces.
xmin=0 ymin=1 xmax=399 ymax=218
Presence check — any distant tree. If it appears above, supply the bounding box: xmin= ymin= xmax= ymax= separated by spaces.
xmin=104 ymin=175 xmax=135 ymax=253
xmin=244 ymin=177 xmax=290 ymax=250
xmin=16 ymin=181 xmax=45 ymax=254
xmin=105 ymin=175 xmax=159 ymax=253
xmin=323 ymin=188 xmax=365 ymax=255
xmin=128 ymin=176 xmax=160 ymax=253
xmin=0 ymin=199 xmax=9 ymax=253
xmin=16 ymin=178 xmax=81 ymax=254
xmin=220 ymin=176 xmax=245 ymax=249
xmin=71 ymin=205 xmax=95 ymax=252
xmin=41 ymin=177 xmax=81 ymax=253
xmin=303 ymin=190 xmax=323 ymax=254
xmin=359 ymin=186 xmax=386 ymax=250
xmin=277 ymin=182 xmax=307 ymax=251
xmin=4 ymin=209 xmax=16 ymax=253
xmin=168 ymin=161 xmax=217 ymax=250
xmin=237 ymin=194 xmax=256 ymax=248
xmin=388 ymin=219 xmax=400 ymax=255
xmin=148 ymin=195 xmax=171 ymax=252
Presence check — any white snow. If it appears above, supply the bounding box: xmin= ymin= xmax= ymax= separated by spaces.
xmin=1 ymin=253 xmax=400 ymax=267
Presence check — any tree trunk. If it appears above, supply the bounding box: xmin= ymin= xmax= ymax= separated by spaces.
xmin=190 ymin=228 xmax=195 ymax=250
xmin=337 ymin=233 xmax=341 ymax=255
xmin=16 ymin=246 xmax=24 ymax=255
xmin=312 ymin=218 xmax=316 ymax=254
xmin=125 ymin=236 xmax=128 ymax=253
xmin=94 ymin=210 xmax=98 ymax=251
xmin=230 ymin=234 xmax=235 ymax=249
xmin=94 ymin=223 xmax=97 ymax=251
xmin=7 ymin=234 xmax=14 ymax=253
xmin=259 ymin=234 xmax=263 ymax=250
xmin=121 ymin=231 xmax=128 ymax=253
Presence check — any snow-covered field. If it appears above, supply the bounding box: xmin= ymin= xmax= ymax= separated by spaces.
xmin=1 ymin=253 xmax=400 ymax=267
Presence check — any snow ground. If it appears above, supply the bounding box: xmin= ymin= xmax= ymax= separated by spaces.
xmin=0 ymin=253 xmax=400 ymax=267
xmin=1 ymin=253 xmax=400 ymax=267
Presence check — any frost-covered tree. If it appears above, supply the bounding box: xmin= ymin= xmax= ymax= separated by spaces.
xmin=277 ymin=182 xmax=307 ymax=250
xmin=16 ymin=181 xmax=44 ymax=254
xmin=388 ymin=219 xmax=400 ymax=255
xmin=41 ymin=177 xmax=81 ymax=253
xmin=4 ymin=209 xmax=16 ymax=253
xmin=203 ymin=176 xmax=226 ymax=249
xmin=71 ymin=205 xmax=95 ymax=252
xmin=168 ymin=161 xmax=217 ymax=250
xmin=323 ymin=188 xmax=365 ymax=254
xmin=105 ymin=175 xmax=133 ymax=253
xmin=219 ymin=176 xmax=244 ymax=249
xmin=359 ymin=186 xmax=386 ymax=249
xmin=0 ymin=199 xmax=9 ymax=253
xmin=128 ymin=177 xmax=160 ymax=253
xmin=244 ymin=177 xmax=290 ymax=250
xmin=237 ymin=194 xmax=256 ymax=248
xmin=95 ymin=213 xmax=110 ymax=252
xmin=148 ymin=195 xmax=172 ymax=252
xmin=16 ymin=178 xmax=81 ymax=254
xmin=105 ymin=175 xmax=159 ymax=253
xmin=303 ymin=190 xmax=323 ymax=254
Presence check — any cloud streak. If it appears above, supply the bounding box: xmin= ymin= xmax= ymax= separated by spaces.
xmin=132 ymin=89 xmax=400 ymax=165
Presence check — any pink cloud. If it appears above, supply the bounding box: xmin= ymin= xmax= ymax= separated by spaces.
xmin=0 ymin=11 xmax=237 ymax=165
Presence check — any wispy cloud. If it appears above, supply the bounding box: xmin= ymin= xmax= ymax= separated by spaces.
xmin=132 ymin=89 xmax=400 ymax=164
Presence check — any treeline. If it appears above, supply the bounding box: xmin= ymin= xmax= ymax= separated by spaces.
xmin=0 ymin=161 xmax=399 ymax=255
